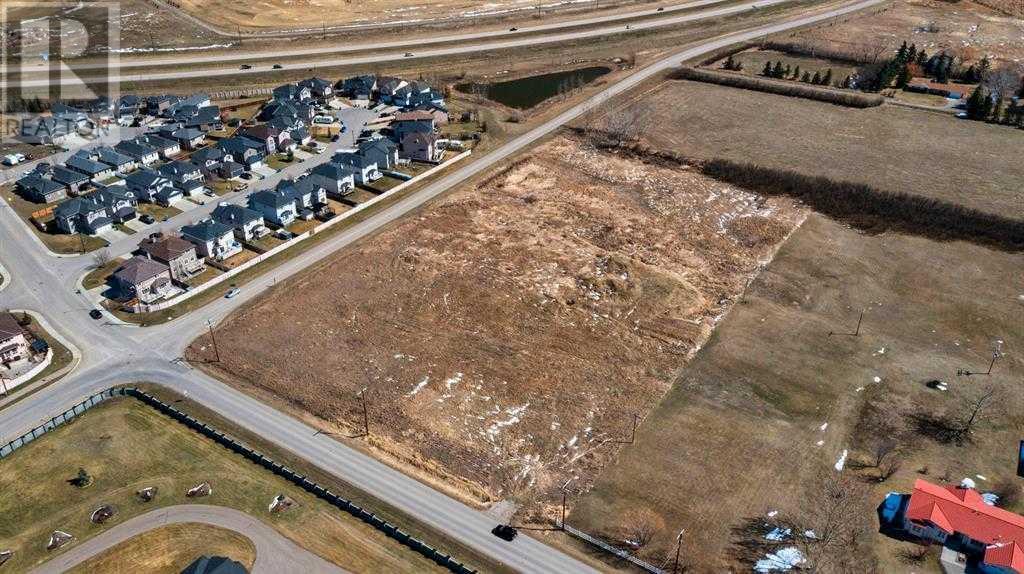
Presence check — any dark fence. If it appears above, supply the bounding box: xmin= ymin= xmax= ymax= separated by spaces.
xmin=0 ymin=389 xmax=118 ymax=458
xmin=118 ymin=387 xmax=478 ymax=574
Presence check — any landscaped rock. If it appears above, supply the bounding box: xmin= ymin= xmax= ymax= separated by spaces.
xmin=186 ymin=482 xmax=212 ymax=498
xmin=268 ymin=494 xmax=296 ymax=513
xmin=90 ymin=504 xmax=117 ymax=524
xmin=46 ymin=531 xmax=73 ymax=550
xmin=0 ymin=550 xmax=13 ymax=566
xmin=136 ymin=486 xmax=158 ymax=502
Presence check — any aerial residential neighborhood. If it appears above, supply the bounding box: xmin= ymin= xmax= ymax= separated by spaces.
xmin=0 ymin=0 xmax=1021 ymax=573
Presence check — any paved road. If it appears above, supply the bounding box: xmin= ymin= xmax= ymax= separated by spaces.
xmin=29 ymin=505 xmax=347 ymax=574
xmin=9 ymin=0 xmax=797 ymax=88
xmin=0 ymin=1 xmax=885 ymax=571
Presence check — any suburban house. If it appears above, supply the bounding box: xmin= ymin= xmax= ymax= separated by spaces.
xmin=248 ymin=189 xmax=297 ymax=228
xmin=171 ymin=127 xmax=206 ymax=150
xmin=93 ymin=187 xmax=138 ymax=220
xmin=137 ymin=232 xmax=206 ymax=283
xmin=0 ymin=313 xmax=30 ymax=365
xmin=191 ymin=146 xmax=226 ymax=176
xmin=126 ymin=169 xmax=181 ymax=206
xmin=66 ymin=153 xmax=115 ymax=182
xmin=298 ymin=77 xmax=334 ymax=100
xmin=290 ymin=125 xmax=312 ymax=146
xmin=272 ymin=83 xmax=313 ymax=104
xmin=412 ymin=105 xmax=449 ymax=125
xmin=332 ymin=150 xmax=380 ymax=184
xmin=159 ymin=160 xmax=205 ymax=196
xmin=377 ymin=77 xmax=410 ymax=106
xmin=211 ymin=203 xmax=266 ymax=241
xmin=139 ymin=134 xmax=181 ymax=159
xmin=400 ymin=131 xmax=441 ymax=162
xmin=115 ymin=139 xmax=160 ymax=166
xmin=219 ymin=161 xmax=245 ymax=179
xmin=180 ymin=219 xmax=242 ymax=261
xmin=879 ymin=479 xmax=1024 ymax=574
xmin=217 ymin=138 xmax=265 ymax=168
xmin=239 ymin=125 xmax=281 ymax=155
xmin=146 ymin=94 xmax=179 ymax=116
xmin=111 ymin=255 xmax=174 ymax=303
xmin=16 ymin=116 xmax=72 ymax=146
xmin=51 ymin=166 xmax=91 ymax=196
xmin=267 ymin=115 xmax=304 ymax=135
xmin=258 ymin=99 xmax=314 ymax=123
xmin=359 ymin=138 xmax=398 ymax=170
xmin=16 ymin=175 xmax=67 ymax=204
xmin=282 ymin=178 xmax=326 ymax=212
xmin=392 ymin=110 xmax=435 ymax=141
xmin=95 ymin=146 xmax=138 ymax=174
xmin=117 ymin=95 xmax=141 ymax=119
xmin=308 ymin=162 xmax=355 ymax=197
xmin=339 ymin=75 xmax=377 ymax=100
xmin=53 ymin=197 xmax=113 ymax=235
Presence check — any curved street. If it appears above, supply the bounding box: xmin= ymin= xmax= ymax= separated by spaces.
xmin=0 ymin=0 xmax=884 ymax=571
xmin=29 ymin=505 xmax=347 ymax=574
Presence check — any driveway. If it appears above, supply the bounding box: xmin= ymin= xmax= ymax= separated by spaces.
xmin=122 ymin=218 xmax=151 ymax=233
xmin=29 ymin=505 xmax=347 ymax=574
xmin=96 ymin=227 xmax=129 ymax=243
xmin=252 ymin=165 xmax=278 ymax=178
xmin=170 ymin=197 xmax=201 ymax=214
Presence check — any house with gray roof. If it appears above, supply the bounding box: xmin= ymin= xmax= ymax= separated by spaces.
xmin=139 ymin=134 xmax=181 ymax=158
xmin=51 ymin=166 xmax=90 ymax=196
xmin=66 ymin=154 xmax=115 ymax=182
xmin=308 ymin=162 xmax=355 ymax=197
xmin=126 ymin=169 xmax=181 ymax=206
xmin=16 ymin=175 xmax=66 ymax=204
xmin=216 ymin=137 xmax=264 ymax=168
xmin=158 ymin=160 xmax=204 ymax=196
xmin=211 ymin=203 xmax=266 ymax=241
xmin=95 ymin=146 xmax=138 ymax=174
xmin=358 ymin=138 xmax=398 ymax=170
xmin=53 ymin=197 xmax=112 ymax=235
xmin=248 ymin=189 xmax=296 ymax=228
xmin=332 ymin=150 xmax=380 ymax=184
xmin=115 ymin=139 xmax=160 ymax=166
xmin=171 ymin=127 xmax=205 ymax=150
xmin=180 ymin=219 xmax=241 ymax=261
xmin=298 ymin=77 xmax=333 ymax=100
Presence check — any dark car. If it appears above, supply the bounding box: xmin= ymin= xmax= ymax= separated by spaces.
xmin=657 ymin=6 xmax=664 ymax=10
xmin=509 ymin=27 xmax=518 ymax=31
xmin=139 ymin=214 xmax=155 ymax=224
xmin=89 ymin=309 xmax=103 ymax=320
xmin=404 ymin=52 xmax=414 ymax=57
xmin=240 ymin=64 xmax=252 ymax=69
xmin=272 ymin=64 xmax=283 ymax=69
xmin=491 ymin=525 xmax=518 ymax=542
xmin=240 ymin=172 xmax=254 ymax=180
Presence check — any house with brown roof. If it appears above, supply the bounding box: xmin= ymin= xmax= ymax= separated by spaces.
xmin=111 ymin=255 xmax=174 ymax=303
xmin=137 ymin=232 xmax=206 ymax=283
xmin=392 ymin=110 xmax=435 ymax=141
xmin=0 ymin=313 xmax=30 ymax=365
xmin=400 ymin=131 xmax=441 ymax=162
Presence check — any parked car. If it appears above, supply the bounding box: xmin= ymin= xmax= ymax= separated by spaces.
xmin=239 ymin=172 xmax=254 ymax=180
xmin=491 ymin=525 xmax=518 ymax=541
xmin=204 ymin=189 xmax=216 ymax=197
xmin=272 ymin=64 xmax=283 ymax=69
xmin=509 ymin=27 xmax=518 ymax=31
xmin=240 ymin=64 xmax=252 ymax=69
xmin=139 ymin=214 xmax=155 ymax=224
xmin=331 ymin=134 xmax=341 ymax=142
xmin=275 ymin=229 xmax=295 ymax=240
xmin=2 ymin=154 xmax=21 ymax=166
xmin=225 ymin=287 xmax=240 ymax=299
xmin=89 ymin=309 xmax=103 ymax=320
xmin=404 ymin=52 xmax=414 ymax=57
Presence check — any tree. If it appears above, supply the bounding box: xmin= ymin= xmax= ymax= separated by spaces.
xmin=811 ymin=71 xmax=822 ymax=85
xmin=762 ymin=61 xmax=773 ymax=77
xmin=73 ymin=467 xmax=93 ymax=487
xmin=895 ymin=64 xmax=911 ymax=89
xmin=620 ymin=508 xmax=665 ymax=550
xmin=772 ymin=61 xmax=785 ymax=79
xmin=822 ymin=68 xmax=833 ymax=87
xmin=796 ymin=472 xmax=872 ymax=572
xmin=1018 ymin=77 xmax=1024 ymax=98
xmin=792 ymin=65 xmax=801 ymax=80
xmin=896 ymin=41 xmax=908 ymax=63
xmin=949 ymin=385 xmax=999 ymax=442
xmin=966 ymin=85 xmax=990 ymax=121
xmin=92 ymin=249 xmax=111 ymax=269
xmin=591 ymin=101 xmax=654 ymax=147
xmin=907 ymin=43 xmax=918 ymax=63
xmin=801 ymin=71 xmax=811 ymax=83
xmin=990 ymin=96 xmax=1004 ymax=123
xmin=784 ymin=64 xmax=791 ymax=78
xmin=723 ymin=54 xmax=736 ymax=70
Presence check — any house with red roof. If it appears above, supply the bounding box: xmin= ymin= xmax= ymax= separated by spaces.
xmin=878 ymin=479 xmax=1024 ymax=573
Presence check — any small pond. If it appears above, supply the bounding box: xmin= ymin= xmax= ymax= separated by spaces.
xmin=456 ymin=66 xmax=611 ymax=109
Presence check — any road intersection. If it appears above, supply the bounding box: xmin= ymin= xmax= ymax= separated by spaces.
xmin=0 ymin=0 xmax=884 ymax=570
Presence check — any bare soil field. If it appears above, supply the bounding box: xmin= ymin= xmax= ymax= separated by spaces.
xmin=190 ymin=134 xmax=803 ymax=504
xmin=789 ymin=0 xmax=1024 ymax=70
xmin=633 ymin=79 xmax=1024 ymax=217
xmin=573 ymin=212 xmax=1024 ymax=571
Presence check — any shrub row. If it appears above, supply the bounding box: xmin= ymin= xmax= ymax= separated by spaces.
xmin=669 ymin=66 xmax=884 ymax=108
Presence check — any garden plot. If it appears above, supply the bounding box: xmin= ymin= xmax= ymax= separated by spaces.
xmin=190 ymin=135 xmax=804 ymax=504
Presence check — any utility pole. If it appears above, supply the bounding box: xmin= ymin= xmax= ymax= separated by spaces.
xmin=0 ymin=375 xmax=8 ymax=397
xmin=357 ymin=386 xmax=369 ymax=438
xmin=560 ymin=478 xmax=574 ymax=530
xmin=672 ymin=529 xmax=685 ymax=574
xmin=206 ymin=319 xmax=220 ymax=362
xmin=828 ymin=309 xmax=864 ymax=337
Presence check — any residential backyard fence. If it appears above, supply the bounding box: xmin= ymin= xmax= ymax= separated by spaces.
xmin=0 ymin=386 xmax=477 ymax=573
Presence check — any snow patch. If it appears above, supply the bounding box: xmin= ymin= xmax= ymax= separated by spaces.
xmin=834 ymin=449 xmax=848 ymax=471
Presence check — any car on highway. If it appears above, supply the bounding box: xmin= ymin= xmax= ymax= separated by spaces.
xmin=240 ymin=64 xmax=252 ymax=69
xmin=273 ymin=64 xmax=283 ymax=69
xmin=404 ymin=52 xmax=414 ymax=57
xmin=509 ymin=27 xmax=518 ymax=31
xmin=225 ymin=287 xmax=240 ymax=299
xmin=657 ymin=6 xmax=664 ymax=10
xmin=139 ymin=214 xmax=155 ymax=224
xmin=491 ymin=525 xmax=518 ymax=541
xmin=89 ymin=309 xmax=103 ymax=320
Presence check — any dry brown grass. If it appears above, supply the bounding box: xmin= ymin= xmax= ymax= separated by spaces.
xmin=69 ymin=524 xmax=256 ymax=574
xmin=189 ymin=135 xmax=803 ymax=507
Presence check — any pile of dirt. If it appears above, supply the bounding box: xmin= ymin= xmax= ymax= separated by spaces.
xmin=192 ymin=136 xmax=803 ymax=502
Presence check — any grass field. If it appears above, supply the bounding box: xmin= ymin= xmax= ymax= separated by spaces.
xmin=0 ymin=398 xmax=445 ymax=573
xmin=69 ymin=524 xmax=256 ymax=574
xmin=632 ymin=79 xmax=1024 ymax=217
xmin=710 ymin=48 xmax=859 ymax=81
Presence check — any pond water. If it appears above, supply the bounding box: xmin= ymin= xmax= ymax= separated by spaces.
xmin=456 ymin=66 xmax=611 ymax=109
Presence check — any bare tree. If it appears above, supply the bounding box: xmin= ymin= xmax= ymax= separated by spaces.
xmin=589 ymin=101 xmax=654 ymax=147
xmin=871 ymin=438 xmax=897 ymax=468
xmin=797 ymin=473 xmax=872 ymax=573
xmin=92 ymin=249 xmax=110 ymax=269
xmin=985 ymin=66 xmax=1021 ymax=99
xmin=950 ymin=385 xmax=999 ymax=443
xmin=878 ymin=456 xmax=901 ymax=482
xmin=620 ymin=508 xmax=664 ymax=550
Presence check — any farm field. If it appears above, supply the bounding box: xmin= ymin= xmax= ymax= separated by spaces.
xmin=190 ymin=134 xmax=805 ymax=505
xmin=634 ymin=79 xmax=1024 ymax=217
xmin=0 ymin=397 xmax=445 ymax=573
xmin=572 ymin=212 xmax=1024 ymax=571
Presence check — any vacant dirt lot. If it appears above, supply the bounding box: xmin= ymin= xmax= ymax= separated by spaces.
xmin=791 ymin=0 xmax=1024 ymax=70
xmin=635 ymin=79 xmax=1024 ymax=217
xmin=191 ymin=135 xmax=803 ymax=503
xmin=573 ymin=212 xmax=1024 ymax=572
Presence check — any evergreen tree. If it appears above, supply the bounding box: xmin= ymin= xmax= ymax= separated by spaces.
xmin=812 ymin=71 xmax=822 ymax=85
xmin=916 ymin=50 xmax=928 ymax=67
xmin=907 ymin=43 xmax=917 ymax=63
xmin=772 ymin=61 xmax=785 ymax=79
xmin=935 ymin=59 xmax=949 ymax=84
xmin=762 ymin=61 xmax=773 ymax=76
xmin=723 ymin=54 xmax=735 ymax=70
xmin=1018 ymin=77 xmax=1024 ymax=98
xmin=801 ymin=71 xmax=811 ymax=83
xmin=896 ymin=41 xmax=908 ymax=62
xmin=784 ymin=64 xmax=791 ymax=78
xmin=823 ymin=69 xmax=833 ymax=86
xmin=966 ymin=85 xmax=989 ymax=120
xmin=962 ymin=65 xmax=977 ymax=83
xmin=977 ymin=56 xmax=991 ymax=81
xmin=990 ymin=96 xmax=1004 ymax=123
xmin=842 ymin=75 xmax=852 ymax=89
xmin=792 ymin=65 xmax=801 ymax=80
xmin=895 ymin=64 xmax=911 ymax=88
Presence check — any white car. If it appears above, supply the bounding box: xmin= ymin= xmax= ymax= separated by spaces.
xmin=2 ymin=154 xmax=21 ymax=166
xmin=225 ymin=287 xmax=240 ymax=299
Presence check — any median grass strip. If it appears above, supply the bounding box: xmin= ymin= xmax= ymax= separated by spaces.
xmin=68 ymin=523 xmax=256 ymax=574
xmin=0 ymin=397 xmax=446 ymax=573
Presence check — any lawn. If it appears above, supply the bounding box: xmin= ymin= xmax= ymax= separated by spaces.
xmin=1 ymin=187 xmax=108 ymax=254
xmin=113 ymin=223 xmax=137 ymax=235
xmin=207 ymin=180 xmax=240 ymax=196
xmin=0 ymin=398 xmax=445 ymax=573
xmin=82 ymin=257 xmax=125 ymax=291
xmin=69 ymin=524 xmax=255 ymax=574
xmin=184 ymin=266 xmax=224 ymax=288
xmin=136 ymin=202 xmax=183 ymax=221
xmin=217 ymin=248 xmax=261 ymax=270
xmin=12 ymin=315 xmax=75 ymax=390
xmin=265 ymin=154 xmax=297 ymax=171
